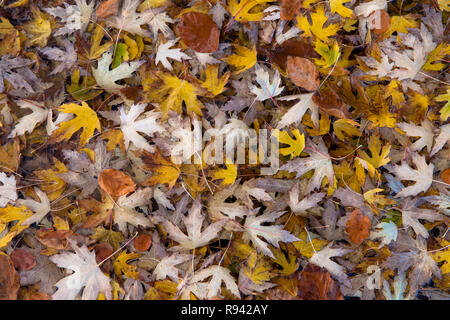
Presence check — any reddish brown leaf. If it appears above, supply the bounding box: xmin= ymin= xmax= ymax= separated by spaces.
xmin=27 ymin=292 xmax=52 ymax=300
xmin=260 ymin=39 xmax=319 ymax=70
xmin=312 ymin=87 xmax=350 ymax=119
xmin=346 ymin=209 xmax=371 ymax=245
xmin=298 ymin=264 xmax=344 ymax=300
xmin=36 ymin=230 xmax=74 ymax=250
xmin=440 ymin=168 xmax=450 ymax=185
xmin=134 ymin=234 xmax=152 ymax=252
xmin=96 ymin=0 xmax=120 ymax=19
xmin=94 ymin=243 xmax=114 ymax=263
xmin=0 ymin=253 xmax=20 ymax=300
xmin=10 ymin=249 xmax=36 ymax=271
xmin=98 ymin=168 xmax=136 ymax=197
xmin=368 ymin=10 xmax=391 ymax=35
xmin=178 ymin=12 xmax=220 ymax=53
xmin=286 ymin=56 xmax=320 ymax=91
xmin=279 ymin=0 xmax=302 ymax=21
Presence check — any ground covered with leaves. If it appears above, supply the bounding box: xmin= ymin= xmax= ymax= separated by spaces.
xmin=0 ymin=0 xmax=449 ymax=300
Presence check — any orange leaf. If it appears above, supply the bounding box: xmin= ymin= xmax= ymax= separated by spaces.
xmin=98 ymin=169 xmax=136 ymax=197
xmin=346 ymin=209 xmax=371 ymax=245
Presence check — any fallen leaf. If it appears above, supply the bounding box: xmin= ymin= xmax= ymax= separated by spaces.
xmin=98 ymin=168 xmax=136 ymax=197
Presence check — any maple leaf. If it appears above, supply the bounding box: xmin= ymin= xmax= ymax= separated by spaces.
xmin=45 ymin=0 xmax=94 ymax=36
xmin=212 ymin=162 xmax=238 ymax=186
xmin=115 ymin=104 xmax=164 ymax=152
xmin=369 ymin=221 xmax=398 ymax=248
xmin=358 ymin=134 xmax=391 ymax=169
xmin=277 ymin=93 xmax=318 ymax=129
xmin=382 ymin=272 xmax=408 ymax=300
xmin=50 ymin=239 xmax=112 ymax=300
xmin=222 ymin=45 xmax=257 ymax=74
xmin=92 ymin=50 xmax=143 ymax=92
xmin=330 ymin=0 xmax=354 ymax=18
xmin=386 ymin=153 xmax=434 ymax=197
xmin=114 ymin=188 xmax=153 ymax=234
xmin=309 ymin=243 xmax=351 ymax=286
xmin=280 ymin=139 xmax=334 ymax=194
xmin=385 ymin=15 xmax=418 ymax=37
xmin=163 ymin=199 xmax=226 ymax=250
xmin=22 ymin=7 xmax=51 ymax=48
xmin=273 ymin=129 xmax=305 ymax=159
xmin=152 ymin=73 xmax=206 ymax=117
xmin=0 ymin=172 xmax=17 ymax=208
xmin=431 ymin=124 xmax=450 ymax=156
xmin=155 ymin=38 xmax=191 ymax=71
xmin=226 ymin=0 xmax=271 ymax=23
xmin=52 ymin=101 xmax=101 ymax=146
xmin=41 ymin=39 xmax=77 ymax=75
xmin=153 ymin=252 xmax=191 ymax=281
xmin=297 ymin=6 xmax=340 ymax=42
xmin=359 ymin=54 xmax=394 ymax=78
xmin=249 ymin=64 xmax=284 ymax=101
xmin=139 ymin=149 xmax=181 ymax=189
xmin=0 ymin=56 xmax=40 ymax=94
xmin=106 ymin=0 xmax=155 ymax=37
xmin=113 ymin=251 xmax=141 ymax=279
xmin=431 ymin=239 xmax=450 ymax=275
xmin=208 ymin=186 xmax=249 ymax=223
xmin=188 ymin=265 xmax=240 ymax=299
xmin=400 ymin=198 xmax=442 ymax=238
xmin=242 ymin=210 xmax=299 ymax=258
xmin=200 ymin=64 xmax=230 ymax=96
xmin=19 ymin=188 xmax=51 ymax=226
xmin=397 ymin=120 xmax=434 ymax=153
xmin=288 ymin=183 xmax=325 ymax=215
xmin=8 ymin=100 xmax=47 ymax=138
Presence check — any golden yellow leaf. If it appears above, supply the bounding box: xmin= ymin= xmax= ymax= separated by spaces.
xmin=100 ymin=129 xmax=126 ymax=153
xmin=297 ymin=6 xmax=340 ymax=42
xmin=200 ymin=64 xmax=230 ymax=96
xmin=293 ymin=230 xmax=327 ymax=258
xmin=385 ymin=15 xmax=418 ymax=36
xmin=271 ymin=248 xmax=298 ymax=275
xmin=113 ymin=251 xmax=141 ymax=279
xmin=273 ymin=129 xmax=305 ymax=158
xmin=22 ymin=8 xmax=51 ymax=48
xmin=359 ymin=135 xmax=391 ymax=169
xmin=222 ymin=45 xmax=257 ymax=74
xmin=140 ymin=149 xmax=181 ymax=189
xmin=329 ymin=0 xmax=354 ymax=18
xmin=243 ymin=251 xmax=273 ymax=285
xmin=34 ymin=158 xmax=67 ymax=201
xmin=52 ymin=101 xmax=101 ymax=146
xmin=212 ymin=162 xmax=237 ymax=186
xmin=333 ymin=119 xmax=360 ymax=141
xmin=227 ymin=0 xmax=272 ymax=23
xmin=431 ymin=239 xmax=450 ymax=274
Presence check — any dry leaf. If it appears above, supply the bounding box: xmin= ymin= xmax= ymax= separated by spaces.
xmin=98 ymin=168 xmax=136 ymax=197
xmin=286 ymin=56 xmax=320 ymax=91
xmin=178 ymin=12 xmax=220 ymax=53
xmin=346 ymin=209 xmax=371 ymax=245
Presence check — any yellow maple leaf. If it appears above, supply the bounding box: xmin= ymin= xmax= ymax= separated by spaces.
xmin=431 ymin=239 xmax=450 ymax=274
xmin=153 ymin=73 xmax=205 ymax=118
xmin=88 ymin=24 xmax=114 ymax=61
xmin=363 ymin=188 xmax=396 ymax=207
xmin=273 ymin=129 xmax=305 ymax=159
xmin=333 ymin=119 xmax=360 ymax=141
xmin=0 ymin=205 xmax=33 ymax=248
xmin=384 ymin=81 xmax=405 ymax=107
xmin=359 ymin=135 xmax=391 ymax=169
xmin=212 ymin=162 xmax=237 ymax=186
xmin=100 ymin=129 xmax=126 ymax=153
xmin=304 ymin=112 xmax=331 ymax=137
xmin=243 ymin=250 xmax=273 ymax=285
xmin=200 ymin=65 xmax=230 ymax=96
xmin=330 ymin=0 xmax=354 ymax=18
xmin=385 ymin=15 xmax=418 ymax=36
xmin=354 ymin=157 xmax=377 ymax=186
xmin=297 ymin=6 xmax=340 ymax=42
xmin=140 ymin=149 xmax=181 ymax=189
xmin=113 ymin=251 xmax=142 ymax=279
xmin=424 ymin=43 xmax=450 ymax=72
xmin=293 ymin=230 xmax=327 ymax=258
xmin=227 ymin=0 xmax=272 ymax=23
xmin=34 ymin=158 xmax=68 ymax=201
xmin=314 ymin=40 xmax=341 ymax=68
xmin=52 ymin=101 xmax=101 ymax=146
xmin=222 ymin=45 xmax=257 ymax=74
xmin=435 ymin=89 xmax=450 ymax=122
xmin=22 ymin=7 xmax=51 ymax=48
xmin=271 ymin=248 xmax=298 ymax=275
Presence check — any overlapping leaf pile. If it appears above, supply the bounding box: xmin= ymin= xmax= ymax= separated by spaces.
xmin=0 ymin=0 xmax=449 ymax=300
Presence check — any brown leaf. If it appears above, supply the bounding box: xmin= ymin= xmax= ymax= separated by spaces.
xmin=98 ymin=168 xmax=136 ymax=196
xmin=36 ymin=230 xmax=74 ymax=250
xmin=27 ymin=292 xmax=52 ymax=300
xmin=259 ymin=39 xmax=319 ymax=70
xmin=440 ymin=168 xmax=450 ymax=185
xmin=10 ymin=249 xmax=36 ymax=271
xmin=298 ymin=264 xmax=343 ymax=300
xmin=178 ymin=12 xmax=220 ymax=53
xmin=94 ymin=243 xmax=114 ymax=263
xmin=368 ymin=10 xmax=391 ymax=35
xmin=134 ymin=234 xmax=152 ymax=252
xmin=279 ymin=0 xmax=302 ymax=21
xmin=312 ymin=87 xmax=350 ymax=119
xmin=0 ymin=253 xmax=20 ymax=300
xmin=346 ymin=209 xmax=371 ymax=245
xmin=286 ymin=56 xmax=319 ymax=91
xmin=96 ymin=0 xmax=120 ymax=19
